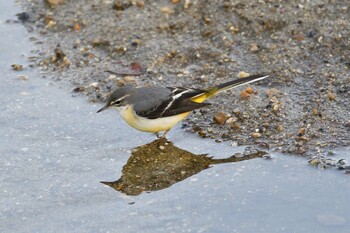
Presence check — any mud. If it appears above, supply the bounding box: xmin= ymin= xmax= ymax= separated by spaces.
xmin=17 ymin=0 xmax=349 ymax=155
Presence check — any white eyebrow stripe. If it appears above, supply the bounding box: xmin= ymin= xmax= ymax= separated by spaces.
xmin=110 ymin=94 xmax=130 ymax=105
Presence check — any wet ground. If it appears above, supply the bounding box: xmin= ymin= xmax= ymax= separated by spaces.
xmin=1 ymin=1 xmax=350 ymax=233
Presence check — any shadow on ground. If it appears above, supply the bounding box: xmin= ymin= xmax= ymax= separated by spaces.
xmin=102 ymin=139 xmax=267 ymax=195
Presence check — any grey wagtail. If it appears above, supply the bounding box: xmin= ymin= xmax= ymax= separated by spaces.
xmin=97 ymin=74 xmax=268 ymax=138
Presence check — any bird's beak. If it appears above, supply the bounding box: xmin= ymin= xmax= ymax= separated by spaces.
xmin=97 ymin=105 xmax=108 ymax=113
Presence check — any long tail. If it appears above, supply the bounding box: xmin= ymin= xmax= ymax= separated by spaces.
xmin=191 ymin=74 xmax=268 ymax=103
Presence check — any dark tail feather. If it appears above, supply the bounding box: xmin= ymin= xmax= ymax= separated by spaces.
xmin=215 ymin=74 xmax=269 ymax=92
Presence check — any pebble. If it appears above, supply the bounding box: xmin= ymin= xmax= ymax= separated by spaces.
xmin=262 ymin=154 xmax=272 ymax=159
xmin=131 ymin=39 xmax=142 ymax=46
xmin=297 ymin=128 xmax=306 ymax=136
xmin=213 ymin=112 xmax=228 ymax=125
xmin=233 ymin=153 xmax=243 ymax=158
xmin=238 ymin=71 xmax=250 ymax=78
xmin=72 ymin=86 xmax=85 ymax=92
xmin=46 ymin=0 xmax=64 ymax=7
xmin=232 ymin=108 xmax=240 ymax=114
xmin=113 ymin=1 xmax=131 ymax=11
xmin=240 ymin=91 xmax=251 ymax=99
xmin=328 ymin=93 xmax=336 ymax=101
xmin=245 ymin=87 xmax=253 ymax=94
xmin=298 ymin=147 xmax=306 ymax=154
xmin=159 ymin=145 xmax=165 ymax=150
xmin=198 ymin=130 xmax=207 ymax=138
xmin=184 ymin=0 xmax=191 ymax=9
xmin=312 ymin=108 xmax=318 ymax=116
xmin=250 ymin=43 xmax=259 ymax=52
xmin=73 ymin=22 xmax=80 ymax=32
xmin=225 ymin=117 xmax=237 ymax=125
xmin=11 ymin=64 xmax=23 ymax=71
xmin=160 ymin=7 xmax=173 ymax=14
xmin=171 ymin=0 xmax=180 ymax=4
xmin=45 ymin=20 xmax=56 ymax=28
xmin=251 ymin=132 xmax=262 ymax=138
xmin=16 ymin=12 xmax=30 ymax=22
xmin=123 ymin=76 xmax=135 ymax=84
xmin=136 ymin=0 xmax=144 ymax=8
xmin=89 ymin=82 xmax=99 ymax=88
xmin=277 ymin=125 xmax=283 ymax=132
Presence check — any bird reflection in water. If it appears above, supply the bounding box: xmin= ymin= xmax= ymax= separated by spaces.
xmin=102 ymin=139 xmax=268 ymax=196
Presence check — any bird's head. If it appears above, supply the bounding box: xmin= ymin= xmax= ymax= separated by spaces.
xmin=97 ymin=86 xmax=133 ymax=113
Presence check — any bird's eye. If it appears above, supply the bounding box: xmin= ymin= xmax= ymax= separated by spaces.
xmin=114 ymin=100 xmax=121 ymax=105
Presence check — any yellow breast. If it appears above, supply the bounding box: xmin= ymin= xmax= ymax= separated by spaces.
xmin=118 ymin=106 xmax=189 ymax=133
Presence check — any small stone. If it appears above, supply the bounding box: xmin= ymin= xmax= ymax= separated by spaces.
xmin=328 ymin=93 xmax=336 ymax=101
xmin=171 ymin=0 xmax=180 ymax=4
xmin=277 ymin=125 xmax=283 ymax=132
xmin=233 ymin=108 xmax=240 ymax=114
xmin=297 ymin=128 xmax=306 ymax=136
xmin=73 ymin=22 xmax=80 ymax=31
xmin=229 ymin=26 xmax=239 ymax=34
xmin=298 ymin=147 xmax=306 ymax=154
xmin=207 ymin=128 xmax=213 ymax=133
xmin=198 ymin=130 xmax=207 ymax=138
xmin=72 ymin=87 xmax=85 ymax=92
xmin=89 ymin=82 xmax=99 ymax=88
xmin=312 ymin=108 xmax=318 ymax=116
xmin=123 ymin=76 xmax=135 ymax=84
xmin=294 ymin=34 xmax=304 ymax=41
xmin=226 ymin=117 xmax=237 ymax=125
xmin=131 ymin=38 xmax=142 ymax=46
xmin=16 ymin=12 xmax=30 ymax=22
xmin=46 ymin=0 xmax=64 ymax=7
xmin=240 ymin=91 xmax=251 ymax=99
xmin=213 ymin=112 xmax=228 ymax=125
xmin=160 ymin=7 xmax=173 ymax=14
xmin=251 ymin=132 xmax=262 ymax=138
xmin=116 ymin=79 xmax=126 ymax=86
xmin=233 ymin=153 xmax=243 ymax=158
xmin=238 ymin=71 xmax=250 ymax=78
xmin=11 ymin=64 xmax=23 ymax=71
xmin=245 ymin=87 xmax=253 ymax=94
xmin=273 ymin=104 xmax=279 ymax=112
xmin=18 ymin=75 xmax=28 ymax=81
xmin=45 ymin=20 xmax=56 ymax=28
xmin=250 ymin=43 xmax=259 ymax=52
xmin=262 ymin=154 xmax=272 ymax=159
xmin=113 ymin=1 xmax=132 ymax=11
xmin=159 ymin=145 xmax=165 ymax=150
xmin=345 ymin=121 xmax=350 ymax=128
xmin=184 ymin=0 xmax=191 ymax=9
xmin=136 ymin=0 xmax=144 ymax=8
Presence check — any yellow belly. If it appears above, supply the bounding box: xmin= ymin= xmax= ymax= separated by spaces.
xmin=119 ymin=106 xmax=190 ymax=133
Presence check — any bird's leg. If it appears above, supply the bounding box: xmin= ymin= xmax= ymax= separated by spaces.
xmin=161 ymin=129 xmax=170 ymax=139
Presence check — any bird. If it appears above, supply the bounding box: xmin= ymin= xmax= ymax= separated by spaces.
xmin=97 ymin=74 xmax=268 ymax=138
